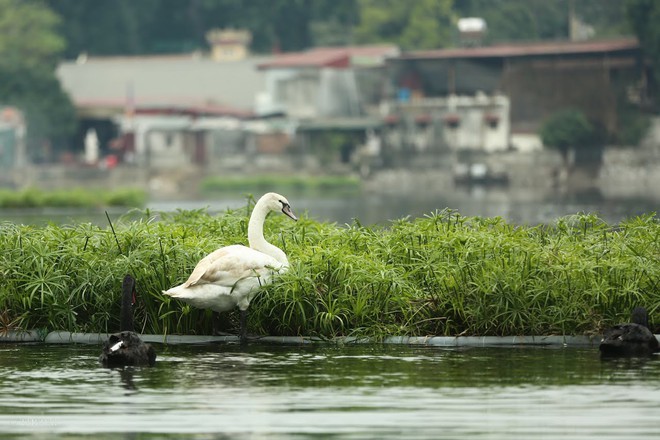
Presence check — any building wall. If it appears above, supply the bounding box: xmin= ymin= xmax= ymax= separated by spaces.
xmin=126 ymin=115 xmax=191 ymax=168
xmin=0 ymin=107 xmax=26 ymax=171
xmin=0 ymin=126 xmax=16 ymax=169
xmin=388 ymin=93 xmax=511 ymax=152
xmin=389 ymin=46 xmax=642 ymax=143
xmin=145 ymin=130 xmax=190 ymax=168
xmin=262 ymin=68 xmax=362 ymax=119
xmin=502 ymin=60 xmax=619 ymax=134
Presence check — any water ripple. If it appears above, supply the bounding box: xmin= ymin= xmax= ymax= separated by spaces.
xmin=0 ymin=344 xmax=659 ymax=439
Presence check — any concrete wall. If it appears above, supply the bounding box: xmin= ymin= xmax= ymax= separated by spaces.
xmin=262 ymin=68 xmax=361 ymax=119
xmin=385 ymin=93 xmax=511 ymax=153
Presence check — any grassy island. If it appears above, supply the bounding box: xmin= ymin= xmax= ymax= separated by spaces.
xmin=0 ymin=198 xmax=658 ymax=338
xmin=0 ymin=187 xmax=146 ymax=209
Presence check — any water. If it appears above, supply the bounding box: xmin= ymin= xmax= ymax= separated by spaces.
xmin=1 ymin=343 xmax=659 ymax=439
xmin=148 ymin=189 xmax=655 ymax=226
xmin=4 ymin=187 xmax=654 ymax=228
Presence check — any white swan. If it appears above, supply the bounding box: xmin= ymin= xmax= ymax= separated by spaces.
xmin=163 ymin=192 xmax=297 ymax=343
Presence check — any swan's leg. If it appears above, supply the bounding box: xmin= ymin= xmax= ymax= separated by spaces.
xmin=211 ymin=311 xmax=221 ymax=335
xmin=239 ymin=309 xmax=248 ymax=345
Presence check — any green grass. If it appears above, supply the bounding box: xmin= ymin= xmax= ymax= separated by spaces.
xmin=0 ymin=187 xmax=147 ymax=209
xmin=0 ymin=199 xmax=659 ymax=339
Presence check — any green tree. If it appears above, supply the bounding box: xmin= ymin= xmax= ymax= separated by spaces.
xmin=540 ymin=109 xmax=599 ymax=166
xmin=454 ymin=0 xmax=630 ymax=44
xmin=575 ymin=0 xmax=631 ymax=38
xmin=0 ymin=0 xmax=65 ymax=69
xmin=309 ymin=0 xmax=359 ymax=47
xmin=455 ymin=0 xmax=567 ymax=43
xmin=0 ymin=0 xmax=76 ymax=155
xmin=0 ymin=65 xmax=77 ymax=159
xmin=355 ymin=0 xmax=455 ymax=50
xmin=47 ymin=0 xmax=161 ymax=56
xmin=626 ymin=0 xmax=660 ymax=84
xmin=48 ymin=0 xmax=360 ymax=56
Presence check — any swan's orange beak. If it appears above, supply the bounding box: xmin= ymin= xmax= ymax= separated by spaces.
xmin=282 ymin=204 xmax=297 ymax=221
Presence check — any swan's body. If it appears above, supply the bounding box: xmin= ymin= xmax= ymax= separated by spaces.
xmin=100 ymin=331 xmax=157 ymax=368
xmin=163 ymin=192 xmax=297 ymax=343
xmin=99 ymin=275 xmax=157 ymax=367
xmin=599 ymin=307 xmax=659 ymax=357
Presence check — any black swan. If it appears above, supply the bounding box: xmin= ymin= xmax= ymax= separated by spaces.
xmin=163 ymin=192 xmax=297 ymax=344
xmin=99 ymin=274 xmax=156 ymax=367
xmin=599 ymin=307 xmax=660 ymax=357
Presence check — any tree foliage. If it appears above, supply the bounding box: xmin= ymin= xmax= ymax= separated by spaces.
xmin=354 ymin=0 xmax=455 ymax=50
xmin=540 ymin=109 xmax=598 ymax=158
xmin=0 ymin=65 xmax=77 ymax=154
xmin=454 ymin=0 xmax=630 ymax=44
xmin=0 ymin=0 xmax=75 ymax=152
xmin=0 ymin=0 xmax=65 ymax=69
xmin=626 ymin=0 xmax=660 ymax=84
xmin=44 ymin=0 xmax=634 ymax=56
xmin=46 ymin=0 xmax=359 ymax=56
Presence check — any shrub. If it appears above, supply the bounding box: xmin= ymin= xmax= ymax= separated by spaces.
xmin=1 ymin=206 xmax=659 ymax=338
xmin=540 ymin=109 xmax=598 ymax=154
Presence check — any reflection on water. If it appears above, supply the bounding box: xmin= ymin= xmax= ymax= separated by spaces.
xmin=1 ymin=187 xmax=656 ymax=227
xmin=0 ymin=344 xmax=659 ymax=438
xmin=147 ymin=188 xmax=658 ymax=226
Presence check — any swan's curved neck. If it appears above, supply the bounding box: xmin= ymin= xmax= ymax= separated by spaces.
xmin=248 ymin=200 xmax=288 ymax=266
xmin=632 ymin=307 xmax=649 ymax=328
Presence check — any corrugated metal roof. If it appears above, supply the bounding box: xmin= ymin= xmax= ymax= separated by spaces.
xmin=135 ymin=104 xmax=254 ymax=118
xmin=398 ymin=38 xmax=639 ymax=61
xmin=56 ymin=54 xmax=271 ymax=114
xmin=258 ymin=45 xmax=399 ymax=69
xmin=258 ymin=49 xmax=350 ymax=69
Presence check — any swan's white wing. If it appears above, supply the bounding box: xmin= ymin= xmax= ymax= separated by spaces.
xmin=183 ymin=245 xmax=282 ymax=288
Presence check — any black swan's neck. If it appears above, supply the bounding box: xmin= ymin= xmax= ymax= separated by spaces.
xmin=631 ymin=307 xmax=650 ymax=329
xmin=120 ymin=275 xmax=135 ymax=332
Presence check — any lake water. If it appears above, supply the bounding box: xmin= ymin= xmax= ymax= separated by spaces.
xmin=2 ymin=187 xmax=656 ymax=227
xmin=1 ymin=343 xmax=659 ymax=439
xmin=147 ymin=188 xmax=657 ymax=226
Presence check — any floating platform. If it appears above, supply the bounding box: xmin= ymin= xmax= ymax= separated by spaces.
xmin=0 ymin=330 xmax=608 ymax=347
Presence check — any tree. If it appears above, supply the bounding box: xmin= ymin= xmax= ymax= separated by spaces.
xmin=454 ymin=0 xmax=630 ymax=44
xmin=48 ymin=0 xmax=361 ymax=56
xmin=540 ymin=109 xmax=599 ymax=167
xmin=354 ymin=0 xmax=455 ymax=50
xmin=0 ymin=0 xmax=76 ymax=156
xmin=626 ymin=0 xmax=660 ymax=85
xmin=0 ymin=0 xmax=65 ymax=69
xmin=309 ymin=0 xmax=359 ymax=47
xmin=0 ymin=65 xmax=77 ymax=159
xmin=46 ymin=0 xmax=161 ymax=56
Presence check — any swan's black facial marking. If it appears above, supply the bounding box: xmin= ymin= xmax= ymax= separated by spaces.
xmin=280 ymin=200 xmax=298 ymax=221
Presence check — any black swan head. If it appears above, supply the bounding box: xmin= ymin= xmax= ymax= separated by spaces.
xmin=599 ymin=306 xmax=659 ymax=358
xmin=99 ymin=274 xmax=156 ymax=367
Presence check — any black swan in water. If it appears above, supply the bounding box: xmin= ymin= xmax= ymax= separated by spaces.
xmin=599 ymin=307 xmax=660 ymax=357
xmin=99 ymin=275 xmax=156 ymax=367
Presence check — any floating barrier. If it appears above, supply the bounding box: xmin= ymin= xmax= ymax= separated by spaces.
xmin=0 ymin=330 xmax=607 ymax=347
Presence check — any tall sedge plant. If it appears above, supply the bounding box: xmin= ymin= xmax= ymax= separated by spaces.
xmin=0 ymin=204 xmax=658 ymax=338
